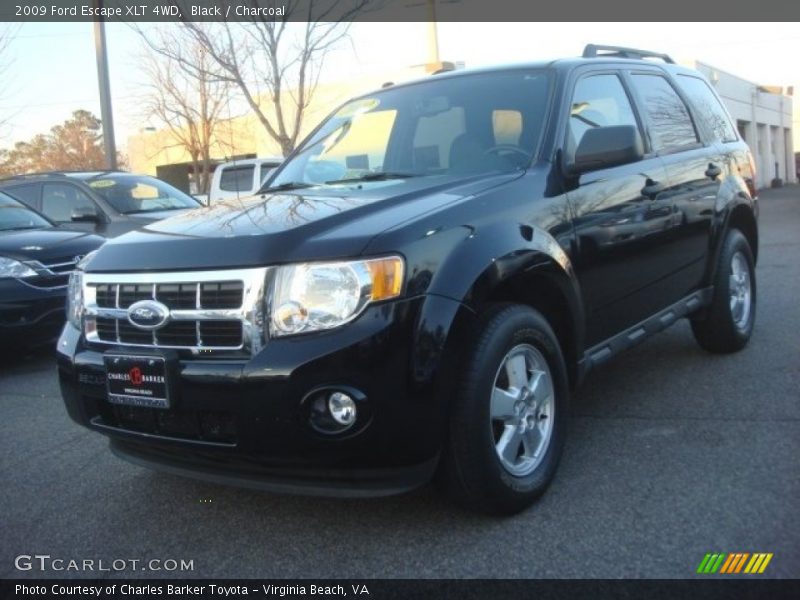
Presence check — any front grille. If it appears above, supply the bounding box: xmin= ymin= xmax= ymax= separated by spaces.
xmin=95 ymin=282 xmax=244 ymax=309
xmin=20 ymin=257 xmax=80 ymax=289
xmin=83 ymin=268 xmax=268 ymax=355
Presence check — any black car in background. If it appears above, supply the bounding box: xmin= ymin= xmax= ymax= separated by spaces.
xmin=0 ymin=171 xmax=202 ymax=238
xmin=0 ymin=192 xmax=105 ymax=347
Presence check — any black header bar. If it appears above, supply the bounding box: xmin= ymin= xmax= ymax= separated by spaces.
xmin=1 ymin=0 xmax=799 ymax=22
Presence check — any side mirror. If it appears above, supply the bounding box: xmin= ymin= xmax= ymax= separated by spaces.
xmin=70 ymin=206 xmax=101 ymax=223
xmin=568 ymin=125 xmax=644 ymax=175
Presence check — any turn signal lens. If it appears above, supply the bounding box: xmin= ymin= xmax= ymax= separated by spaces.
xmin=366 ymin=256 xmax=404 ymax=301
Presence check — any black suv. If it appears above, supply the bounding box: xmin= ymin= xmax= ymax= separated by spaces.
xmin=57 ymin=46 xmax=758 ymax=514
xmin=0 ymin=171 xmax=202 ymax=238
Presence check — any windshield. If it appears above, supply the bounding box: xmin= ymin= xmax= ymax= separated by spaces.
xmin=270 ymin=70 xmax=551 ymax=189
xmin=84 ymin=174 xmax=200 ymax=214
xmin=0 ymin=191 xmax=52 ymax=231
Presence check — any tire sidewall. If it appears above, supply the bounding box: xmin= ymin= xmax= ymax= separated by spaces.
xmin=720 ymin=230 xmax=757 ymax=341
xmin=450 ymin=306 xmax=569 ymax=511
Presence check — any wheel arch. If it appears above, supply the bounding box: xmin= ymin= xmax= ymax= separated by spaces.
xmin=728 ymin=202 xmax=759 ymax=264
xmin=478 ymin=265 xmax=584 ymax=389
xmin=422 ymin=222 xmax=585 ymax=390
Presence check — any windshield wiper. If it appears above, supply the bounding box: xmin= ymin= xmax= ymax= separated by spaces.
xmin=2 ymin=225 xmax=43 ymax=231
xmin=262 ymin=181 xmax=316 ymax=192
xmin=325 ymin=171 xmax=420 ymax=185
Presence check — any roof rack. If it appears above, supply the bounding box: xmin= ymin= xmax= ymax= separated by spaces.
xmin=582 ymin=44 xmax=675 ymax=64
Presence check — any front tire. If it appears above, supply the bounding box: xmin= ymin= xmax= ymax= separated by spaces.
xmin=442 ymin=304 xmax=569 ymax=515
xmin=691 ymin=229 xmax=756 ymax=353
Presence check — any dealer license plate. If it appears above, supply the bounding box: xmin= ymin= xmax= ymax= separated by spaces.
xmin=104 ymin=354 xmax=170 ymax=409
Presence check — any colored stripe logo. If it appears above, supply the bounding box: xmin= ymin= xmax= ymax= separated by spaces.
xmin=697 ymin=552 xmax=773 ymax=574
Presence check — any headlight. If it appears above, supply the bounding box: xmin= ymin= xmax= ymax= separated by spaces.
xmin=269 ymin=256 xmax=404 ymax=337
xmin=65 ymin=249 xmax=98 ymax=331
xmin=0 ymin=257 xmax=37 ymax=279
xmin=66 ymin=270 xmax=84 ymax=330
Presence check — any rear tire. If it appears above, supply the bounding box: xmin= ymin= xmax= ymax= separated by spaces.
xmin=442 ymin=304 xmax=568 ymax=515
xmin=691 ymin=229 xmax=756 ymax=353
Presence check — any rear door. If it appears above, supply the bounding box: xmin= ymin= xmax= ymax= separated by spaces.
xmin=626 ymin=70 xmax=720 ymax=296
xmin=563 ymin=70 xmax=670 ymax=345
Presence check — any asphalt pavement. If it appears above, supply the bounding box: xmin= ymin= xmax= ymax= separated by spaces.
xmin=1 ymin=186 xmax=798 ymax=579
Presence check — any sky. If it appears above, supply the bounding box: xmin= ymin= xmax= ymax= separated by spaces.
xmin=0 ymin=21 xmax=798 ymax=152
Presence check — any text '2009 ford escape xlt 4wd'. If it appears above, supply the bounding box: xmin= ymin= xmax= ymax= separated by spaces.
xmin=58 ymin=45 xmax=758 ymax=514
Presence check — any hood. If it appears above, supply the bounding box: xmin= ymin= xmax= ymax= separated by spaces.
xmin=0 ymin=228 xmax=105 ymax=263
xmin=86 ymin=173 xmax=520 ymax=272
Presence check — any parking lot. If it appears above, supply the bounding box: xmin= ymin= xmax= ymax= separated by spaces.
xmin=1 ymin=186 xmax=798 ymax=580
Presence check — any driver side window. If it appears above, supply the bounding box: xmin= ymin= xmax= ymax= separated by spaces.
xmin=41 ymin=183 xmax=95 ymax=222
xmin=567 ymin=74 xmax=639 ymax=162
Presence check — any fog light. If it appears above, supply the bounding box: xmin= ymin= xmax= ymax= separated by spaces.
xmin=303 ymin=386 xmax=368 ymax=435
xmin=328 ymin=392 xmax=356 ymax=426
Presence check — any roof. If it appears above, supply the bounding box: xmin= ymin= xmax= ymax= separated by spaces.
xmin=357 ymin=44 xmax=703 ymax=98
xmin=216 ymin=157 xmax=284 ymax=168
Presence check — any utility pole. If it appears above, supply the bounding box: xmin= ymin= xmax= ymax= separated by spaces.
xmin=93 ymin=0 xmax=117 ymax=170
xmin=426 ymin=0 xmax=440 ymax=64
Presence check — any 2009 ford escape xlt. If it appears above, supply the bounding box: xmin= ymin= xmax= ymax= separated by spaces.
xmin=58 ymin=45 xmax=758 ymax=514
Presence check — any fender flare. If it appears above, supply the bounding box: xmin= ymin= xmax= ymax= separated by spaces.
xmin=410 ymin=221 xmax=585 ymax=395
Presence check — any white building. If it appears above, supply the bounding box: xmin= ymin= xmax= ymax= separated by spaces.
xmin=685 ymin=61 xmax=795 ymax=188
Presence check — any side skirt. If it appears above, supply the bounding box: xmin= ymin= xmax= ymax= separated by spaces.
xmin=577 ymin=287 xmax=713 ymax=380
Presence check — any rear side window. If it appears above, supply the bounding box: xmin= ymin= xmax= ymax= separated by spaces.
xmin=630 ymin=74 xmax=699 ymax=152
xmin=567 ymin=74 xmax=639 ymax=160
xmin=219 ymin=165 xmax=255 ymax=192
xmin=675 ymin=75 xmax=738 ymax=143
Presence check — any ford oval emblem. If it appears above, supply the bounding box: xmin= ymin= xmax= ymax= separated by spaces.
xmin=127 ymin=300 xmax=170 ymax=330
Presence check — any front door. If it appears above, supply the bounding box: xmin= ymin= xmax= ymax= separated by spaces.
xmin=564 ymin=71 xmax=671 ymax=346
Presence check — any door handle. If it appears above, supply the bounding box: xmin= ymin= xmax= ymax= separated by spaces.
xmin=705 ymin=163 xmax=722 ymax=180
xmin=641 ymin=179 xmax=664 ymax=199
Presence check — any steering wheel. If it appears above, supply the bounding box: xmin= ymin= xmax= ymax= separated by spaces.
xmin=484 ymin=144 xmax=532 ymax=167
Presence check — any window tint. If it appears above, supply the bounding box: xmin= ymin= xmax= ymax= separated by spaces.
xmin=630 ymin=74 xmax=698 ymax=151
xmin=676 ymin=75 xmax=737 ymax=143
xmin=219 ymin=165 xmax=255 ymax=192
xmin=567 ymin=74 xmax=639 ymax=159
xmin=41 ymin=183 xmax=96 ymax=222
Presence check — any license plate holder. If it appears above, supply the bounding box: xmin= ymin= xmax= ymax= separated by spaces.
xmin=104 ymin=353 xmax=171 ymax=409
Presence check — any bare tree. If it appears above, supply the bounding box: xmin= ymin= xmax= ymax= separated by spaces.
xmin=146 ymin=1 xmax=369 ymax=157
xmin=138 ymin=27 xmax=232 ymax=194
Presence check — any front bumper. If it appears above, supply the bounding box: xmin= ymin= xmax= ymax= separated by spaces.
xmin=57 ymin=295 xmax=467 ymax=496
xmin=0 ymin=278 xmax=67 ymax=345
